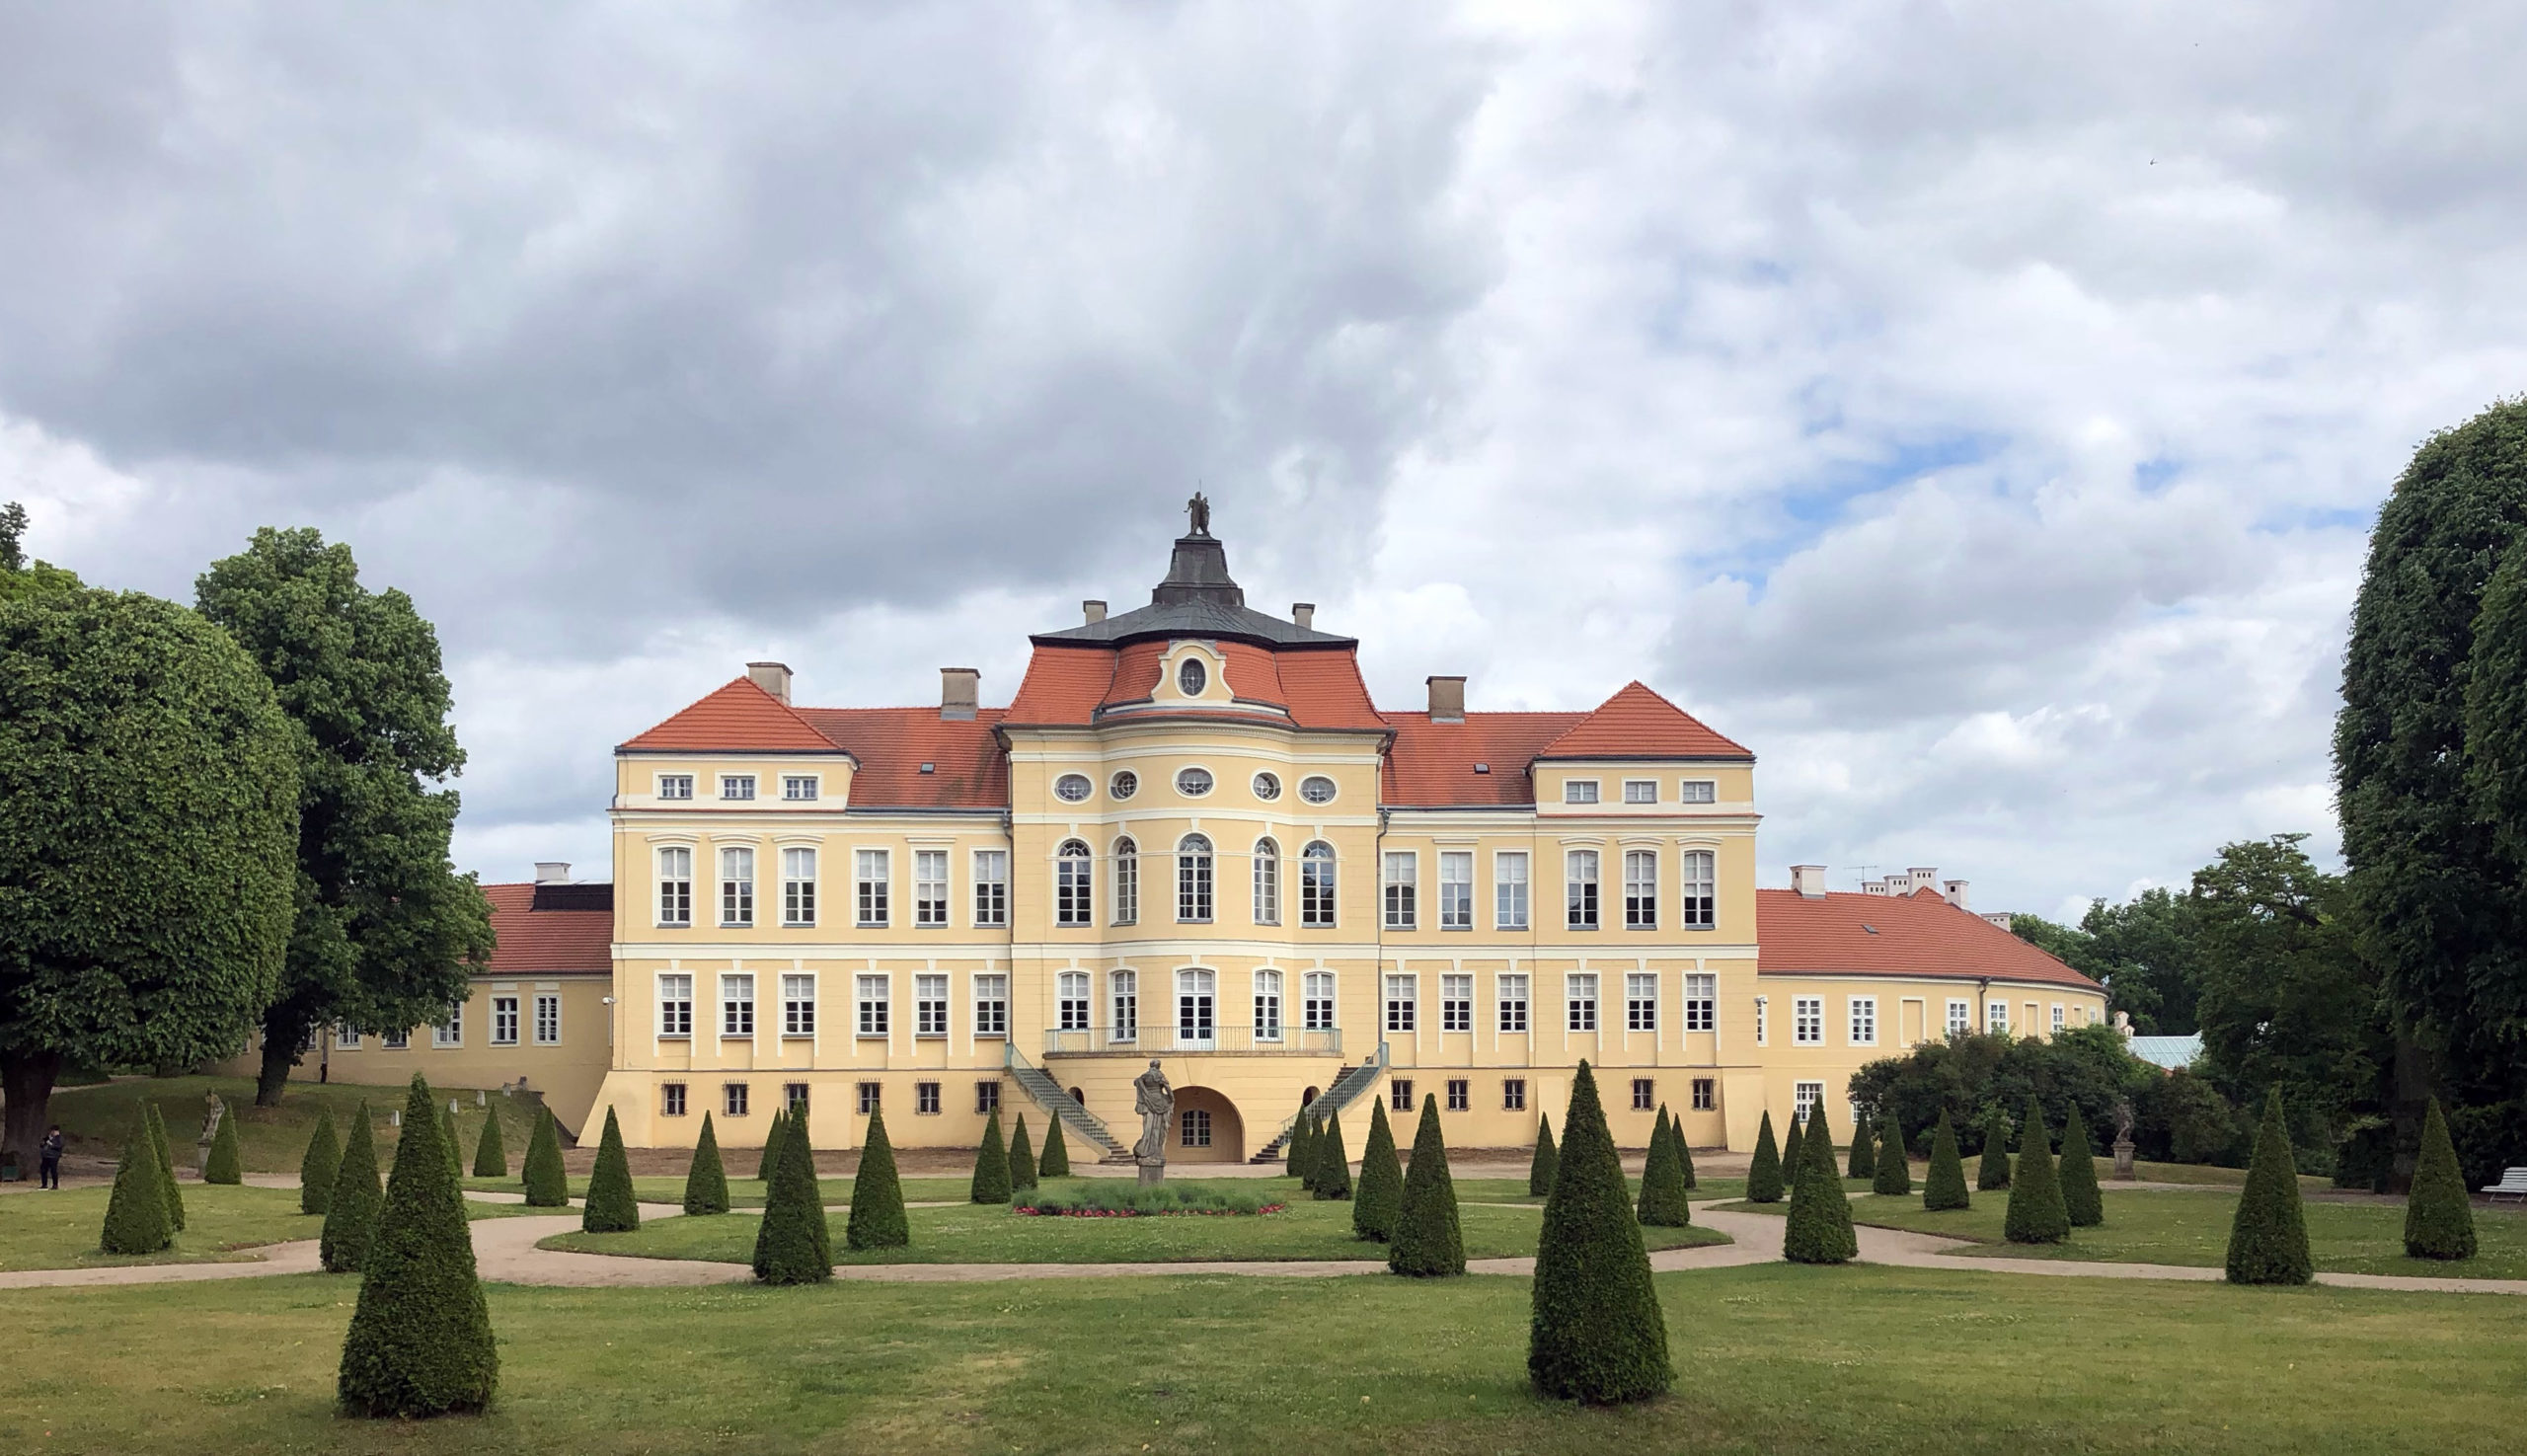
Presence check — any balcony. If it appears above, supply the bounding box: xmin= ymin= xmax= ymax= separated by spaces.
xmin=1042 ymin=1025 xmax=1341 ymax=1057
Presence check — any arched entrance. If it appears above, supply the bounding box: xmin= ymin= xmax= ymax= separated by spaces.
xmin=1170 ymin=1086 xmax=1246 ymax=1164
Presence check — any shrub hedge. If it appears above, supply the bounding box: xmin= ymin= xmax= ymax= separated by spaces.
xmin=1670 ymin=1110 xmax=1697 ymax=1189
xmin=756 ymin=1102 xmax=793 ymax=1183
xmin=1847 ymin=1111 xmax=1876 ymax=1180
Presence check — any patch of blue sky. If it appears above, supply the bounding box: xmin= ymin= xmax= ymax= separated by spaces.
xmin=1689 ymin=427 xmax=2008 ymax=596
xmin=2252 ymin=503 xmax=2372 ymax=534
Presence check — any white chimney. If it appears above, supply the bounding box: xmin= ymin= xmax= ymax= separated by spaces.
xmin=1943 ymin=878 xmax=1970 ymax=909
xmin=1909 ymin=867 xmax=1938 ymax=893
xmin=1791 ymin=864 xmax=1827 ymax=898
xmin=1292 ymin=602 xmax=1315 ymax=631
xmin=746 ymin=660 xmax=793 ymax=705
xmin=1426 ymin=675 xmax=1466 ymax=724
xmin=1864 ymin=881 xmax=1890 ymax=896
xmin=1083 ymin=599 xmax=1108 ymax=624
xmin=1884 ymin=874 xmax=1912 ymax=896
xmin=534 ymin=861 xmax=571 ymax=884
xmin=1982 ymin=910 xmax=2015 ymax=930
xmin=940 ymin=667 xmax=980 ymax=722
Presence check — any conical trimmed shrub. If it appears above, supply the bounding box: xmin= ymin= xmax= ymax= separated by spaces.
xmin=1315 ymin=1110 xmax=1353 ymax=1200
xmin=101 ymin=1122 xmax=176 ymax=1255
xmin=846 ymin=1109 xmax=908 ymax=1250
xmin=1302 ymin=1112 xmax=1327 ymax=1191
xmin=1923 ymin=1111 xmax=1970 ymax=1211
xmin=1529 ymin=1062 xmax=1670 ymax=1404
xmin=1038 ymin=1113 xmax=1071 ymax=1179
xmin=1783 ymin=1098 xmax=1858 ymax=1264
xmin=146 ymin=1103 xmax=185 ymax=1232
xmin=1528 ymin=1111 xmax=1559 ymax=1197
xmin=1781 ymin=1109 xmax=1804 ymax=1182
xmin=969 ymin=1108 xmax=1011 ymax=1204
xmin=1287 ymin=1109 xmax=1314 ymax=1183
xmin=2225 ymin=1088 xmax=2312 ymax=1285
xmin=300 ymin=1108 xmax=342 ymax=1216
xmin=2058 ymin=1102 xmax=2103 ymax=1227
xmin=2404 ymin=1098 xmax=2477 ymax=1261
xmin=1847 ymin=1111 xmax=1876 ymax=1180
xmin=581 ymin=1107 xmax=640 ymax=1233
xmin=441 ymin=1107 xmax=462 ymax=1180
xmin=204 ymin=1111 xmax=243 ymax=1185
xmin=1978 ymin=1107 xmax=2014 ymax=1190
xmin=1009 ymin=1115 xmax=1037 ymax=1192
xmin=756 ymin=1104 xmax=793 ymax=1183
xmin=1670 ymin=1112 xmax=1697 ymax=1189
xmin=521 ymin=1106 xmax=569 ymax=1207
xmin=683 ymin=1111 xmax=730 ymax=1215
xmin=1636 ymin=1107 xmax=1691 ymax=1227
xmin=322 ymin=1104 xmax=383 ymax=1272
xmin=753 ymin=1107 xmax=832 ymax=1283
xmin=1872 ymin=1109 xmax=1911 ymax=1196
xmin=1353 ymin=1097 xmax=1403 ymax=1242
xmin=472 ymin=1109 xmax=507 ymax=1179
xmin=2003 ymin=1099 xmax=2068 ymax=1245
xmin=1390 ymin=1097 xmax=1465 ymax=1276
xmin=1746 ymin=1111 xmax=1786 ymax=1203
xmin=338 ymin=1075 xmax=498 ymax=1418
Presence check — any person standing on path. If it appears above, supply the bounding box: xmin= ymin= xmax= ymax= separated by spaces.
xmin=38 ymin=1126 xmax=64 ymax=1189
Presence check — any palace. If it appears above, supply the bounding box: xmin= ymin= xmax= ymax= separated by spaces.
xmin=301 ymin=509 xmax=2104 ymax=1158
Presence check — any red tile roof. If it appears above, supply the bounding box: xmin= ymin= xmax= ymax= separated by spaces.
xmin=1535 ymin=681 xmax=1751 ymax=761
xmin=1005 ymin=646 xmax=1119 ymax=723
xmin=481 ymin=883 xmax=612 ymax=974
xmin=1382 ymin=711 xmax=1585 ymax=806
xmin=1756 ymin=887 xmax=2100 ymax=990
xmin=1002 ymin=641 xmax=1386 ymax=731
xmin=620 ymin=676 xmax=838 ymax=752
xmin=793 ymin=708 xmax=1010 ymax=809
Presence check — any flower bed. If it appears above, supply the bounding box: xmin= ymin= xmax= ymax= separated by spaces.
xmin=1013 ymin=1186 xmax=1286 ymax=1218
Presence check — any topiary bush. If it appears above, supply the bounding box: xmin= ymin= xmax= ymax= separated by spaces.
xmin=1781 ymin=1109 xmax=1804 ymax=1181
xmin=1746 ymin=1111 xmax=1785 ymax=1203
xmin=521 ymin=1106 xmax=569 ymax=1207
xmin=2225 ymin=1088 xmax=2312 ymax=1285
xmin=580 ymin=1107 xmax=641 ymax=1233
xmin=753 ymin=1107 xmax=833 ymax=1283
xmin=1390 ymin=1097 xmax=1465 ymax=1276
xmin=1038 ymin=1113 xmax=1071 ymax=1179
xmin=203 ymin=1111 xmax=243 ymax=1186
xmin=322 ymin=1103 xmax=383 ymax=1273
xmin=846 ymin=1108 xmax=909 ymax=1251
xmin=969 ymin=1108 xmax=1011 ymax=1205
xmin=1286 ymin=1109 xmax=1313 ymax=1184
xmin=683 ymin=1111 xmax=730 ymax=1216
xmin=1847 ymin=1110 xmax=1876 ymax=1180
xmin=1636 ymin=1107 xmax=1691 ymax=1227
xmin=101 ymin=1121 xmax=175 ymax=1255
xmin=1923 ymin=1111 xmax=1970 ymax=1211
xmin=1871 ymin=1108 xmax=1911 ymax=1196
xmin=300 ymin=1108 xmax=342 ymax=1217
xmin=1008 ymin=1114 xmax=1037 ymax=1192
xmin=146 ymin=1103 xmax=185 ymax=1232
xmin=1783 ymin=1097 xmax=1858 ymax=1264
xmin=2003 ymin=1099 xmax=2068 ymax=1245
xmin=2058 ymin=1101 xmax=2103 ymax=1227
xmin=1300 ymin=1112 xmax=1326 ymax=1192
xmin=1670 ymin=1111 xmax=1697 ymax=1189
xmin=1978 ymin=1107 xmax=2014 ymax=1190
xmin=472 ymin=1109 xmax=507 ymax=1180
xmin=1352 ymin=1097 xmax=1403 ymax=1242
xmin=2404 ymin=1097 xmax=2477 ymax=1261
xmin=756 ymin=1103 xmax=793 ymax=1183
xmin=1315 ymin=1109 xmax=1353 ymax=1200
xmin=1528 ymin=1111 xmax=1559 ymax=1197
xmin=441 ymin=1106 xmax=462 ymax=1181
xmin=1528 ymin=1062 xmax=1670 ymax=1404
xmin=338 ymin=1075 xmax=498 ymax=1418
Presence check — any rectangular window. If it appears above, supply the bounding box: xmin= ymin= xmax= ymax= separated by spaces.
xmin=1391 ymin=1080 xmax=1415 ymax=1112
xmin=916 ymin=974 xmax=949 ymax=1037
xmin=1502 ymin=1078 xmax=1527 ymax=1111
xmin=781 ymin=774 xmax=817 ymax=802
xmin=661 ymin=1083 xmax=687 ymax=1116
xmin=1440 ymin=973 xmax=1472 ymax=1033
xmin=1299 ymin=845 xmax=1338 ymax=927
xmin=335 ymin=1026 xmax=361 ymax=1050
xmin=2052 ymin=1003 xmax=2066 ymax=1034
xmin=1632 ymin=1078 xmax=1654 ymax=1111
xmin=1113 ymin=840 xmax=1139 ymax=926
xmin=1626 ymin=972 xmax=1657 ymax=1032
xmin=1623 ymin=779 xmax=1657 ymax=804
xmin=1795 ymin=1081 xmax=1823 ymax=1121
xmin=1253 ymin=840 xmax=1280 ymax=926
xmin=1564 ymin=779 xmax=1599 ymax=805
xmin=721 ymin=774 xmax=755 ymax=801
xmin=534 ymin=993 xmax=561 ymax=1045
xmin=1850 ymin=996 xmax=1876 ymax=1045
xmin=1180 ymin=1108 xmax=1212 ymax=1147
xmin=1988 ymin=1000 xmax=2009 ymax=1034
xmin=1948 ymin=999 xmax=1971 ymax=1037
xmin=1680 ymin=850 xmax=1715 ymax=930
xmin=974 ymin=974 xmax=1009 ymax=1036
xmin=1566 ymin=850 xmax=1600 ymax=930
xmin=657 ymin=846 xmax=693 ymax=926
xmin=857 ymin=1082 xmax=881 ymax=1114
xmin=1754 ymin=995 xmax=1768 ymax=1045
xmin=1497 ymin=973 xmax=1530 ymax=1033
xmin=1567 ymin=973 xmax=1599 ymax=1032
xmin=1678 ymin=779 xmax=1717 ymax=804
xmin=1382 ymin=852 xmax=1417 ymax=930
xmin=1384 ymin=974 xmax=1417 ymax=1033
xmin=1057 ymin=970 xmax=1091 ymax=1032
xmin=724 ymin=1082 xmax=750 ymax=1116
xmin=1446 ymin=1078 xmax=1469 ymax=1112
xmin=1623 ymin=849 xmax=1657 ymax=929
xmin=658 ymin=774 xmax=694 ymax=801
xmin=782 ymin=974 xmax=815 ymax=1037
xmin=782 ymin=846 xmax=816 ymax=927
xmin=434 ymin=1009 xmax=463 ymax=1047
xmin=1438 ymin=851 xmax=1473 ymax=930
xmin=1692 ymin=1077 xmax=1715 ymax=1111
xmin=720 ymin=846 xmax=755 ymax=928
xmin=1684 ymin=973 xmax=1716 ymax=1032
xmin=915 ymin=1082 xmax=941 ymax=1115
xmin=856 ymin=849 xmax=889 ymax=927
xmin=1176 ymin=840 xmax=1211 ymax=923
xmin=381 ymin=1028 xmax=409 ymax=1049
xmin=975 ymin=1081 xmax=1001 ymax=1115
xmin=784 ymin=1082 xmax=809 ymax=1113
xmin=1302 ymin=971 xmax=1335 ymax=1032
xmin=1494 ymin=852 xmax=1530 ymax=930
xmin=491 ymin=995 xmax=519 ymax=1045
xmin=913 ymin=850 xmax=949 ymax=927
xmin=856 ymin=975 xmax=889 ymax=1037
xmin=1111 ymin=970 xmax=1140 ymax=1041
xmin=973 ymin=850 xmax=1009 ymax=927
xmin=1254 ymin=970 xmax=1283 ymax=1041
xmin=722 ymin=974 xmax=755 ymax=1037
xmin=1794 ymin=995 xmax=1822 ymax=1045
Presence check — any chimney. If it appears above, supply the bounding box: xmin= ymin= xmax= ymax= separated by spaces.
xmin=1291 ymin=602 xmax=1315 ymax=631
xmin=1426 ymin=674 xmax=1466 ymax=724
xmin=746 ymin=660 xmax=792 ymax=706
xmin=1884 ymin=874 xmax=1911 ymax=896
xmin=1908 ymin=867 xmax=1938 ymax=894
xmin=1943 ymin=878 xmax=1970 ymax=909
xmin=534 ymin=861 xmax=571 ymax=884
xmin=1864 ymin=881 xmax=1890 ymax=896
xmin=940 ymin=667 xmax=980 ymax=722
xmin=1791 ymin=864 xmax=1826 ymax=898
xmin=1982 ymin=910 xmax=2015 ymax=931
xmin=1082 ymin=599 xmax=1108 ymax=625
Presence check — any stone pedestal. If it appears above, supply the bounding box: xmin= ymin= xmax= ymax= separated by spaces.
xmin=1137 ymin=1161 xmax=1166 ymax=1188
xmin=2112 ymin=1135 xmax=2137 ymax=1182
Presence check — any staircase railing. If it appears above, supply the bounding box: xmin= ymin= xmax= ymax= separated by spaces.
xmin=1256 ymin=1040 xmax=1390 ymax=1158
xmin=1003 ymin=1042 xmax=1129 ymax=1156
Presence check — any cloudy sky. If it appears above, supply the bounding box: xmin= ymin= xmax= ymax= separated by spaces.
xmin=6 ymin=2 xmax=2522 ymax=920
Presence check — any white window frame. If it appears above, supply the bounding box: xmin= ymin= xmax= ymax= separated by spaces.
xmin=1299 ymin=842 xmax=1338 ymax=927
xmin=1177 ymin=834 xmax=1214 ymax=923
xmin=1794 ymin=995 xmax=1823 ymax=1045
xmin=491 ymin=995 xmax=520 ymax=1046
xmin=1849 ymin=995 xmax=1877 ymax=1046
xmin=1678 ymin=779 xmax=1717 ymax=805
xmin=335 ymin=1026 xmax=361 ymax=1050
xmin=533 ymin=992 xmax=560 ymax=1046
xmin=661 ymin=1082 xmax=687 ymax=1116
xmin=1795 ymin=1081 xmax=1824 ymax=1121
xmin=1626 ymin=971 xmax=1657 ymax=1032
xmin=1692 ymin=1077 xmax=1716 ymax=1111
xmin=1055 ymin=840 xmax=1094 ymax=927
xmin=1566 ymin=850 xmax=1600 ymax=930
xmin=1566 ymin=972 xmax=1598 ymax=1033
xmin=724 ymin=1082 xmax=750 ymax=1117
xmin=1623 ymin=779 xmax=1657 ymax=805
xmin=721 ymin=974 xmax=755 ymax=1038
xmin=914 ymin=849 xmax=950 ymax=928
xmin=719 ymin=845 xmax=754 ymax=928
xmin=720 ymin=774 xmax=756 ymax=802
xmin=855 ymin=974 xmax=889 ymax=1037
xmin=657 ymin=973 xmax=693 ymax=1038
xmin=782 ymin=846 xmax=817 ymax=928
xmin=856 ymin=848 xmax=890 ymax=928
xmin=657 ymin=773 xmax=694 ymax=801
xmin=915 ymin=973 xmax=949 ymax=1037
xmin=782 ymin=974 xmax=815 ymax=1037
xmin=1384 ymin=973 xmax=1417 ymax=1033
xmin=2052 ymin=1002 xmax=2067 ymax=1034
xmin=781 ymin=774 xmax=818 ymax=802
xmin=1623 ymin=849 xmax=1657 ymax=930
xmin=1302 ymin=970 xmax=1336 ymax=1032
xmin=1252 ymin=837 xmax=1280 ymax=926
xmin=973 ymin=849 xmax=1010 ymax=928
xmin=1440 ymin=972 xmax=1472 ymax=1033
xmin=381 ymin=1027 xmax=410 ymax=1050
xmin=1494 ymin=852 xmax=1529 ymax=930
xmin=433 ymin=1009 xmax=462 ymax=1047
xmin=1438 ymin=851 xmax=1473 ymax=930
xmin=1383 ymin=851 xmax=1417 ymax=930
xmin=1988 ymin=1000 xmax=2009 ymax=1034
xmin=1564 ymin=779 xmax=1600 ymax=805
xmin=1057 ymin=970 xmax=1092 ymax=1032
xmin=1680 ymin=849 xmax=1716 ymax=931
xmin=1497 ymin=972 xmax=1530 ymax=1033
xmin=1254 ymin=968 xmax=1284 ymax=1042
xmin=1113 ymin=837 xmax=1139 ymax=926
xmin=1684 ymin=972 xmax=1716 ymax=1032
xmin=1111 ymin=969 xmax=1139 ymax=1042
xmin=974 ymin=973 xmax=1010 ymax=1037
xmin=1948 ymin=999 xmax=1971 ymax=1038
xmin=657 ymin=846 xmax=693 ymax=928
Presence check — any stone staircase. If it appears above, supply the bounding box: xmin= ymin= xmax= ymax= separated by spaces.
xmin=1248 ymin=1043 xmax=1389 ymax=1164
xmin=1003 ymin=1045 xmax=1134 ymax=1164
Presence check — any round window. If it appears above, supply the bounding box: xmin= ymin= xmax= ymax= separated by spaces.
xmin=1176 ymin=767 xmax=1214 ymax=798
xmin=1298 ymin=775 xmax=1338 ymax=805
xmin=1110 ymin=770 xmax=1139 ymax=801
xmin=1053 ymin=773 xmax=1094 ymax=803
xmin=1252 ymin=771 xmax=1281 ymax=801
xmin=1178 ymin=658 xmax=1208 ymax=696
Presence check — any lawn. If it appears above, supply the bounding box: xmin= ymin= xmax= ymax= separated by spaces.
xmin=541 ymin=1196 xmax=1731 ymax=1264
xmin=1721 ymin=1186 xmax=2527 ymax=1279
xmin=465 ymin=1172 xmax=1756 ymax=1209
xmin=0 ymin=1185 xmax=553 ymax=1272
xmin=1 ymin=1264 xmax=2519 ymax=1454
xmin=45 ymin=1076 xmax=547 ymax=1177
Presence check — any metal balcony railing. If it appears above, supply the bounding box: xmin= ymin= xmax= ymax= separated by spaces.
xmin=1041 ymin=1025 xmax=1341 ymax=1056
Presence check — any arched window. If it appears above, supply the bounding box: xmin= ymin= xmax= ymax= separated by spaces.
xmin=1300 ymin=841 xmax=1338 ymax=927
xmin=1112 ymin=837 xmax=1139 ymax=926
xmin=1177 ymin=834 xmax=1214 ymax=923
xmin=1252 ymin=836 xmax=1280 ymax=925
xmin=1254 ymin=968 xmax=1284 ymax=1042
xmin=1055 ymin=840 xmax=1093 ymax=927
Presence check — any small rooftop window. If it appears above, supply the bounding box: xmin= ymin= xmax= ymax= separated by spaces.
xmin=1473 ymin=763 xmax=1491 ymax=774
xmin=918 ymin=762 xmax=935 ymax=774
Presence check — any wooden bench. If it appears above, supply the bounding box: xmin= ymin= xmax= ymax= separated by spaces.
xmin=2482 ymin=1168 xmax=2527 ymax=1205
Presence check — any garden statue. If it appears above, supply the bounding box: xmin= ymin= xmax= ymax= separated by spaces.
xmin=195 ymin=1092 xmax=226 ymax=1175
xmin=1132 ymin=1060 xmax=1174 ymax=1186
xmin=2112 ymin=1098 xmax=2137 ymax=1181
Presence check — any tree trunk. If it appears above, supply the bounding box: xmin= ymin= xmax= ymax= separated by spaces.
xmin=1 ymin=1049 xmax=65 ymax=1164
xmin=2388 ymin=1030 xmax=2429 ymax=1194
xmin=255 ymin=1018 xmax=304 ymax=1107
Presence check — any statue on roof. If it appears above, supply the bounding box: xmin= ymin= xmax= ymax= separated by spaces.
xmin=1186 ymin=491 xmax=1211 ymax=537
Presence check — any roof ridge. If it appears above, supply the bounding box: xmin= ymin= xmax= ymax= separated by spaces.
xmin=620 ymin=675 xmax=838 ymax=752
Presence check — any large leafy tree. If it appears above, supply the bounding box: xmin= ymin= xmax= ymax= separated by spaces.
xmin=2008 ymin=888 xmax=2202 ymax=1034
xmin=0 ymin=502 xmax=83 ymax=604
xmin=195 ymin=528 xmax=493 ymax=1104
xmin=0 ymin=587 xmax=300 ymax=1159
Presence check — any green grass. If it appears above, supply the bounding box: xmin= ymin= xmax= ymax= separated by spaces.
xmin=0 ymin=1186 xmax=542 ymax=1271
xmin=45 ymin=1076 xmax=547 ymax=1176
xmin=542 ymin=1197 xmax=1730 ymax=1264
xmin=467 ymin=1173 xmax=1755 ymax=1210
xmin=3 ymin=1264 xmax=2522 ymax=1454
xmin=1720 ymin=1186 xmax=2527 ymax=1279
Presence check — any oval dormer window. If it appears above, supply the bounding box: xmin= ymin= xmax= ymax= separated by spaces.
xmin=1110 ymin=770 xmax=1139 ymax=801
xmin=1178 ymin=658 xmax=1208 ymax=697
xmin=1054 ymin=773 xmax=1094 ymax=804
xmin=1176 ymin=767 xmax=1214 ymax=798
xmin=1298 ymin=775 xmax=1338 ymax=805
xmin=1252 ymin=771 xmax=1281 ymax=802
